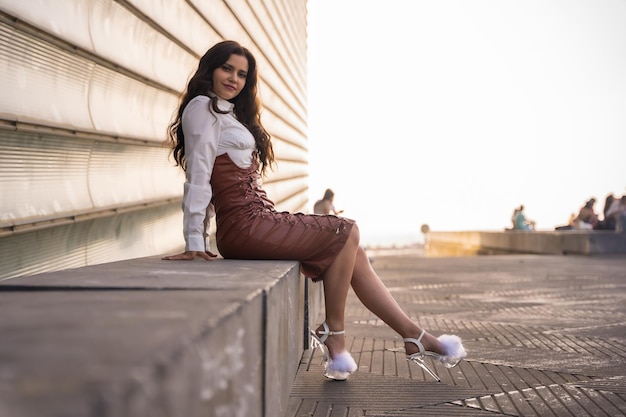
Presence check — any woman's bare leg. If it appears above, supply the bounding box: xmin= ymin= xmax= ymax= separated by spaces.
xmin=317 ymin=226 xmax=360 ymax=357
xmin=318 ymin=227 xmax=445 ymax=358
xmin=350 ymin=247 xmax=445 ymax=356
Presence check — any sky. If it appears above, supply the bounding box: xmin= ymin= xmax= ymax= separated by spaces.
xmin=306 ymin=0 xmax=626 ymax=247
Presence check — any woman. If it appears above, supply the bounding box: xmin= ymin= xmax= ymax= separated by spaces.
xmin=163 ymin=40 xmax=466 ymax=381
xmin=313 ymin=188 xmax=344 ymax=215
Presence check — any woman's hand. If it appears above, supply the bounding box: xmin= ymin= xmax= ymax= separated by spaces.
xmin=162 ymin=250 xmax=218 ymax=261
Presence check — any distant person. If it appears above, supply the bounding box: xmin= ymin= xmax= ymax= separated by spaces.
xmin=512 ymin=205 xmax=535 ymax=230
xmin=603 ymin=193 xmax=615 ymax=221
xmin=313 ymin=189 xmax=344 ymax=215
xmin=161 ymin=40 xmax=465 ymax=382
xmin=605 ymin=195 xmax=626 ymax=232
xmin=573 ymin=198 xmax=599 ymax=230
xmin=596 ymin=193 xmax=617 ymax=230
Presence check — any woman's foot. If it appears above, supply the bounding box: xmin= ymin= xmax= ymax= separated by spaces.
xmin=311 ymin=322 xmax=357 ymax=380
xmin=403 ymin=330 xmax=467 ymax=382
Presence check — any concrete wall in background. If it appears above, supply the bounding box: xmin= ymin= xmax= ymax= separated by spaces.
xmin=424 ymin=230 xmax=626 ymax=257
xmin=0 ymin=0 xmax=309 ymax=279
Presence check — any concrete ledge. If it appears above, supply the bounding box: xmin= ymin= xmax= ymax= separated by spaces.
xmin=0 ymin=256 xmax=323 ymax=417
xmin=425 ymin=230 xmax=626 ymax=257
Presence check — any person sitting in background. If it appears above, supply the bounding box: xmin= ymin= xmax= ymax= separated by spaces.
xmin=314 ymin=189 xmax=344 ymax=215
xmin=595 ymin=193 xmax=617 ymax=230
xmin=573 ymin=198 xmax=599 ymax=230
xmin=605 ymin=195 xmax=626 ymax=232
xmin=512 ymin=205 xmax=535 ymax=230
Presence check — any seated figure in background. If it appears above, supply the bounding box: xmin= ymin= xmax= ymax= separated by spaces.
xmin=314 ymin=188 xmax=344 ymax=215
xmin=595 ymin=193 xmax=617 ymax=230
xmin=573 ymin=198 xmax=599 ymax=230
xmin=606 ymin=195 xmax=626 ymax=232
xmin=512 ymin=205 xmax=535 ymax=230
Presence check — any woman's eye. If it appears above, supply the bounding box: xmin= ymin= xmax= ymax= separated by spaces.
xmin=238 ymin=72 xmax=247 ymax=79
xmin=222 ymin=65 xmax=232 ymax=72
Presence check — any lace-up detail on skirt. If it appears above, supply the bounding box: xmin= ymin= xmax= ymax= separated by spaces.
xmin=211 ymin=154 xmax=355 ymax=280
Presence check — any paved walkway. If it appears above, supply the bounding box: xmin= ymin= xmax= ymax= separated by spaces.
xmin=286 ymin=254 xmax=626 ymax=417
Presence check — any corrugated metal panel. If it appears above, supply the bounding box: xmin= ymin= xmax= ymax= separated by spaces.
xmin=87 ymin=141 xmax=183 ymax=207
xmin=0 ymin=129 xmax=183 ymax=225
xmin=123 ymin=0 xmax=222 ymax=56
xmin=0 ymin=203 xmax=183 ymax=280
xmin=0 ymin=19 xmax=178 ymax=140
xmin=0 ymin=0 xmax=309 ymax=278
xmin=0 ymin=0 xmax=197 ymax=92
xmin=259 ymin=85 xmax=307 ymax=136
xmin=271 ymin=139 xmax=308 ymax=163
xmin=86 ymin=65 xmax=176 ymax=139
xmin=267 ymin=160 xmax=309 ymax=182
xmin=0 ymin=131 xmax=93 ymax=222
xmin=266 ymin=0 xmax=308 ymax=80
xmin=87 ymin=0 xmax=196 ymax=92
xmin=0 ymin=0 xmax=94 ymax=51
xmin=0 ymin=22 xmax=94 ymax=128
xmin=83 ymin=205 xmax=183 ymax=265
xmin=263 ymin=111 xmax=308 ymax=149
xmin=278 ymin=192 xmax=310 ymax=215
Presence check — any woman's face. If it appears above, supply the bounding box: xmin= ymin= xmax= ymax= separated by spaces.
xmin=212 ymin=53 xmax=249 ymax=100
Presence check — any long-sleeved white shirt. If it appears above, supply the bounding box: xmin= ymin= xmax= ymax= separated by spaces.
xmin=181 ymin=94 xmax=256 ymax=251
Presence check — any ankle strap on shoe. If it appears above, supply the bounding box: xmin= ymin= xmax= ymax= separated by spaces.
xmin=403 ymin=329 xmax=426 ymax=355
xmin=317 ymin=322 xmax=345 ymax=343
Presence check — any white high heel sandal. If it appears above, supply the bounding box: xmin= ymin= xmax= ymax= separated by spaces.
xmin=404 ymin=330 xmax=467 ymax=382
xmin=310 ymin=322 xmax=357 ymax=381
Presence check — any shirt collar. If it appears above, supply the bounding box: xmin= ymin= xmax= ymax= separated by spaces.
xmin=208 ymin=91 xmax=235 ymax=112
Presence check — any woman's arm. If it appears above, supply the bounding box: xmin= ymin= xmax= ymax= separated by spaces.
xmin=181 ymin=96 xmax=220 ymax=252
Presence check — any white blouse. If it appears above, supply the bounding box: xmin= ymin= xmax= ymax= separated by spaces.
xmin=181 ymin=94 xmax=256 ymax=251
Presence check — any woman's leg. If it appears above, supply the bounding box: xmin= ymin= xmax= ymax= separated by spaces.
xmin=319 ymin=227 xmax=446 ymax=358
xmin=349 ymin=247 xmax=446 ymax=356
xmin=318 ymin=225 xmax=360 ymax=357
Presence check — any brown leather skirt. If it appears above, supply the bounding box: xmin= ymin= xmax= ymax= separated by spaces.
xmin=211 ymin=153 xmax=354 ymax=280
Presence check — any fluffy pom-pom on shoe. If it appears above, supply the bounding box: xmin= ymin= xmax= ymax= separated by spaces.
xmin=328 ymin=351 xmax=358 ymax=373
xmin=324 ymin=351 xmax=357 ymax=380
xmin=437 ymin=334 xmax=467 ymax=367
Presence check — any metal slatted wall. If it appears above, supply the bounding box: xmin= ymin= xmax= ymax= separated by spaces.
xmin=0 ymin=0 xmax=309 ymax=280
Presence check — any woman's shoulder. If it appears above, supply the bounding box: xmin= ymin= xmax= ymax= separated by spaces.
xmin=187 ymin=95 xmax=211 ymax=108
xmin=190 ymin=95 xmax=210 ymax=103
xmin=182 ymin=95 xmax=214 ymax=120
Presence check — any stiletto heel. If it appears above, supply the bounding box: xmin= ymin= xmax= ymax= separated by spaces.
xmin=404 ymin=330 xmax=467 ymax=382
xmin=310 ymin=322 xmax=357 ymax=381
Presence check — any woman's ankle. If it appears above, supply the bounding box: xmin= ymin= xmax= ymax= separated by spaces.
xmin=316 ymin=323 xmax=346 ymax=356
xmin=404 ymin=331 xmax=444 ymax=356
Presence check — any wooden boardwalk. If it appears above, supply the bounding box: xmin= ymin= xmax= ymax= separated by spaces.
xmin=287 ymin=254 xmax=626 ymax=417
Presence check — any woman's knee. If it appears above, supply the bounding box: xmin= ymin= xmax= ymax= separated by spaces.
xmin=348 ymin=223 xmax=360 ymax=247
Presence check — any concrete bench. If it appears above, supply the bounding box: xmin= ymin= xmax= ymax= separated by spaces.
xmin=0 ymin=256 xmax=323 ymax=417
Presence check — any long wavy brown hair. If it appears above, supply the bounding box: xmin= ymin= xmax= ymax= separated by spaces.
xmin=165 ymin=40 xmax=274 ymax=175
